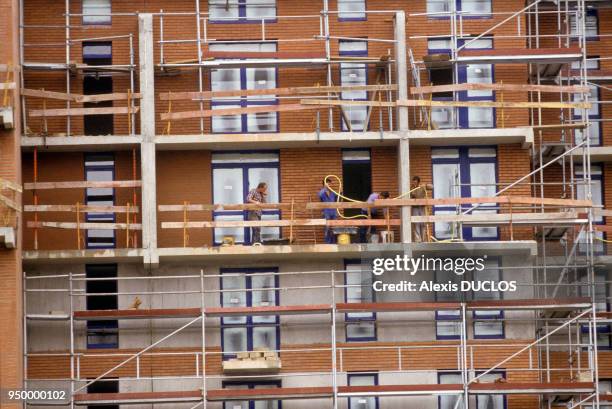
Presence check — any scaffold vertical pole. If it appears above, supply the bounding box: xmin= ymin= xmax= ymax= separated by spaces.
xmin=331 ymin=269 xmax=338 ymax=409
xmin=200 ymin=269 xmax=207 ymax=409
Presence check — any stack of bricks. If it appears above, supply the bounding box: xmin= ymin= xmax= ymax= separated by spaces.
xmin=222 ymin=348 xmax=282 ymax=374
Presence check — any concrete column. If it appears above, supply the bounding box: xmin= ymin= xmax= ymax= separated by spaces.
xmin=138 ymin=14 xmax=158 ymax=266
xmin=398 ymin=138 xmax=412 ymax=243
xmin=395 ymin=11 xmax=411 ymax=243
xmin=394 ymin=11 xmax=409 ymax=132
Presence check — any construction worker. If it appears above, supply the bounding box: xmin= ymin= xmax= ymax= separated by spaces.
xmin=410 ymin=176 xmax=432 ymax=243
xmin=246 ymin=182 xmax=268 ymax=245
xmin=318 ymin=180 xmax=337 ymax=244
xmin=361 ymin=191 xmax=390 ymax=242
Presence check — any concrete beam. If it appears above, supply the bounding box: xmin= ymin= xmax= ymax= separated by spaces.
xmin=407 ymin=127 xmax=534 ymax=148
xmin=22 ymin=248 xmax=145 ymax=265
xmin=138 ymin=13 xmax=159 ymax=267
xmin=21 ymin=135 xmax=142 ymax=152
xmin=0 ymin=107 xmax=14 ymax=129
xmin=570 ymin=146 xmax=612 ymax=162
xmin=398 ymin=138 xmax=411 ymax=243
xmin=394 ymin=11 xmax=409 ymax=132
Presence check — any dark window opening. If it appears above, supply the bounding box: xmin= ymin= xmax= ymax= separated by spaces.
xmin=342 ymin=150 xmax=371 ymax=217
xmin=83 ymin=42 xmax=113 ymax=136
xmin=86 ymin=264 xmax=118 ymax=349
xmin=87 ymin=379 xmax=118 ymax=409
xmin=429 ymin=67 xmax=453 ymax=98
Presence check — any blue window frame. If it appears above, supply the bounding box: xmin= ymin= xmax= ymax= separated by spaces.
xmin=432 ymin=147 xmax=498 ymax=241
xmin=473 ymin=259 xmax=504 ymax=339
xmin=570 ymin=9 xmax=598 ymax=41
xmin=82 ymin=0 xmax=111 ymax=25
xmin=211 ymin=151 xmax=280 ymax=244
xmin=220 ymin=268 xmax=280 ymax=358
xmin=208 ymin=0 xmax=276 ymax=23
xmin=345 ymin=260 xmax=376 ymax=341
xmin=475 ymin=371 xmax=506 ymax=409
xmin=86 ymin=264 xmax=118 ymax=349
xmin=580 ymin=268 xmax=611 ymax=349
xmin=348 ymin=373 xmax=378 ymax=409
xmin=82 ymin=42 xmax=112 ymax=61
xmin=435 ymin=267 xmax=463 ymax=340
xmin=574 ymin=85 xmax=601 ymax=146
xmin=438 ymin=372 xmax=463 ymax=409
xmin=222 ymin=380 xmax=281 ymax=409
xmin=426 ymin=0 xmax=491 ymax=19
xmin=210 ymin=42 xmax=278 ymax=133
xmin=427 ymin=38 xmax=495 ymax=129
xmin=339 ymin=40 xmax=368 ymax=131
xmin=338 ymin=0 xmax=366 ymax=21
xmin=84 ymin=153 xmax=116 ymax=249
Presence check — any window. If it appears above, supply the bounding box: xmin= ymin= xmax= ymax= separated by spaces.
xmin=427 ymin=38 xmax=494 ymax=129
xmin=83 ymin=42 xmax=113 ymax=136
xmin=342 ymin=150 xmax=372 ymax=218
xmin=83 ymin=0 xmax=111 ymax=25
xmin=473 ymin=260 xmax=504 ymax=339
xmin=86 ymin=264 xmax=118 ymax=349
xmin=574 ymin=85 xmax=601 ymax=146
xmin=221 ymin=268 xmax=279 ymax=357
xmin=427 ymin=0 xmax=491 ymax=17
xmin=576 ymin=165 xmax=605 ymax=253
xmin=476 ymin=372 xmax=506 ymax=409
xmin=212 ymin=152 xmax=280 ymax=244
xmin=570 ymin=10 xmax=598 ymax=40
xmin=571 ymin=56 xmax=599 ymax=70
xmin=210 ymin=42 xmax=278 ymax=133
xmin=438 ymin=373 xmax=463 ymax=409
xmin=432 ymin=147 xmax=498 ymax=241
xmin=85 ymin=154 xmax=115 ymax=249
xmin=222 ymin=381 xmax=280 ymax=409
xmin=209 ymin=0 xmax=276 ymax=22
xmin=339 ymin=40 xmax=368 ymax=131
xmin=87 ymin=379 xmax=118 ymax=409
xmin=435 ymin=267 xmax=462 ymax=339
xmin=338 ymin=0 xmax=366 ymax=20
xmin=348 ymin=374 xmax=378 ymax=409
xmin=580 ymin=268 xmax=611 ymax=349
xmin=345 ymin=262 xmax=376 ymax=341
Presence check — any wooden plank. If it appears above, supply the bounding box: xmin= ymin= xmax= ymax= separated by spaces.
xmin=207 ymin=387 xmax=333 ymax=401
xmin=74 ymin=391 xmax=202 ymax=404
xmin=158 ymin=203 xmax=291 ymax=211
xmin=27 ymin=221 xmax=142 ymax=230
xmin=532 ymin=122 xmax=587 ymax=130
xmin=161 ymin=104 xmax=320 ymax=121
xmin=410 ymin=83 xmax=590 ymax=94
xmin=306 ymin=196 xmax=592 ymax=209
xmin=411 ymin=211 xmax=583 ymax=224
xmin=0 ymin=194 xmax=20 ymax=212
xmin=24 ymin=204 xmax=139 ymax=213
xmin=24 ymin=180 xmax=141 ymax=190
xmin=73 ymin=308 xmax=201 ymax=320
xmin=161 ymin=219 xmax=401 ymax=229
xmin=301 ymin=99 xmax=591 ymax=110
xmin=0 ymin=82 xmax=16 ymax=91
xmin=22 ymin=88 xmax=141 ymax=102
xmin=29 ymin=106 xmax=139 ymax=117
xmin=205 ymin=304 xmax=332 ymax=317
xmin=159 ymin=84 xmax=398 ymax=101
xmin=0 ymin=178 xmax=22 ymax=192
xmin=337 ymin=302 xmax=461 ymax=312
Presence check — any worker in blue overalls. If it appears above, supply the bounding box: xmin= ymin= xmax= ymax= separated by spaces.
xmin=318 ymin=179 xmax=338 ymax=244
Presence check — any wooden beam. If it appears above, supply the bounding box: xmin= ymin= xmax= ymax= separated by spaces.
xmin=24 ymin=180 xmax=142 ymax=190
xmin=22 ymin=88 xmax=141 ymax=102
xmin=29 ymin=106 xmax=140 ymax=117
xmin=300 ymin=99 xmax=591 ymax=110
xmin=412 ymin=211 xmax=584 ymax=224
xmin=159 ymin=84 xmax=398 ymax=101
xmin=410 ymin=83 xmax=590 ymax=94
xmin=0 ymin=82 xmax=16 ymax=91
xmin=0 ymin=178 xmax=22 ymax=193
xmin=161 ymin=219 xmax=401 ymax=229
xmin=27 ymin=221 xmax=142 ymax=230
xmin=158 ymin=203 xmax=292 ymax=211
xmin=24 ymin=205 xmax=139 ymax=213
xmin=161 ymin=104 xmax=320 ymax=121
xmin=532 ymin=123 xmax=587 ymax=130
xmin=0 ymin=194 xmax=20 ymax=212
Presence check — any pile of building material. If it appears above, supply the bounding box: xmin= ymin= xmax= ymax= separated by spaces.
xmin=222 ymin=348 xmax=281 ymax=374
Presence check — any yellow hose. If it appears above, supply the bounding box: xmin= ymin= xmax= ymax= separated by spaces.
xmin=323 ymin=174 xmax=368 ymax=219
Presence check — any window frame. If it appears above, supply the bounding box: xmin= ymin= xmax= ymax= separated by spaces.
xmin=431 ymin=146 xmax=499 ymax=241
xmin=209 ymin=42 xmax=279 ymax=134
xmin=344 ymin=260 xmax=377 ymax=342
xmin=437 ymin=371 xmax=463 ymax=409
xmin=475 ymin=370 xmax=507 ymax=409
xmin=347 ymin=373 xmax=379 ymax=409
xmin=211 ymin=151 xmax=281 ymax=245
xmin=570 ymin=9 xmax=599 ymax=41
xmin=221 ymin=380 xmax=282 ymax=409
xmin=220 ymin=267 xmax=280 ymax=359
xmin=580 ymin=268 xmax=611 ymax=349
xmin=82 ymin=0 xmax=112 ymax=26
xmin=573 ymin=85 xmax=602 ymax=147
xmin=84 ymin=153 xmax=116 ymax=249
xmin=426 ymin=0 xmax=492 ymax=19
xmin=86 ymin=264 xmax=119 ymax=349
xmin=339 ymin=39 xmax=369 ymax=132
xmin=338 ymin=0 xmax=367 ymax=21
xmin=576 ymin=164 xmax=606 ymax=255
xmin=472 ymin=258 xmax=504 ymax=339
xmin=208 ymin=0 xmax=277 ymax=23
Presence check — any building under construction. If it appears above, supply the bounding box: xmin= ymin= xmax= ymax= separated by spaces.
xmin=1 ymin=0 xmax=612 ymax=408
